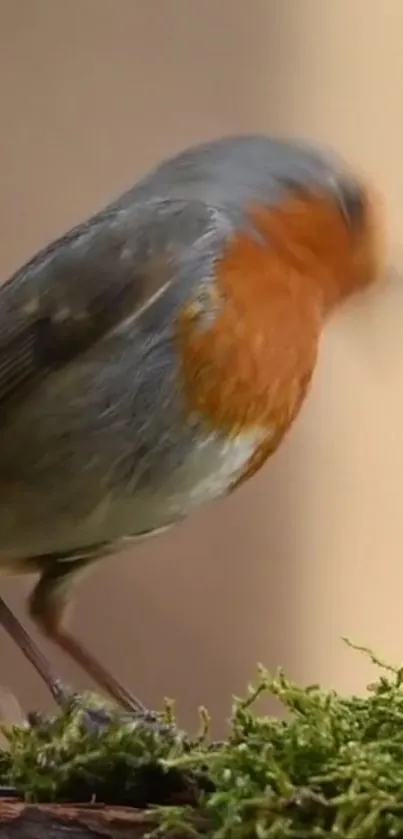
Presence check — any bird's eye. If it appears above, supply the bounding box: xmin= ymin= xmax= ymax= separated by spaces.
xmin=334 ymin=178 xmax=366 ymax=230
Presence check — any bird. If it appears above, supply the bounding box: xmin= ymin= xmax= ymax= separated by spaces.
xmin=0 ymin=133 xmax=383 ymax=717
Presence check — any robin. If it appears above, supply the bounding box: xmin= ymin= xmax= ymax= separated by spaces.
xmin=0 ymin=134 xmax=382 ymax=718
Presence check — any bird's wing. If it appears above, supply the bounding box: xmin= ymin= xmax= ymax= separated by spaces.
xmin=0 ymin=197 xmax=211 ymax=412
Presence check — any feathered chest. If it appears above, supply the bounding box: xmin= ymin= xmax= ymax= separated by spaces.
xmin=175 ymin=213 xmax=322 ymax=489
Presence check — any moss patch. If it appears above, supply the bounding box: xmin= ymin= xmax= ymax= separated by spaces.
xmin=2 ymin=640 xmax=403 ymax=837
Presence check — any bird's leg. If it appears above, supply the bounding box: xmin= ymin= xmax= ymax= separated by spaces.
xmin=0 ymin=596 xmax=71 ymax=707
xmin=28 ymin=558 xmax=156 ymax=721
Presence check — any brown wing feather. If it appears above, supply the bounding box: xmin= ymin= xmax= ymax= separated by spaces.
xmin=0 ymin=206 xmax=172 ymax=412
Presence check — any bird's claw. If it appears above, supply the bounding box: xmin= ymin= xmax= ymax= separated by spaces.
xmin=78 ymin=704 xmax=178 ymax=738
xmin=28 ymin=691 xmax=181 ymax=741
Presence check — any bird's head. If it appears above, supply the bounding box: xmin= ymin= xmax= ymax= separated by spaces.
xmin=319 ymin=169 xmax=384 ymax=311
xmin=263 ymin=158 xmax=384 ymax=315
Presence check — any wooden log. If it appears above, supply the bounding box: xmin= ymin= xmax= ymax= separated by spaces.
xmin=0 ymin=799 xmax=200 ymax=839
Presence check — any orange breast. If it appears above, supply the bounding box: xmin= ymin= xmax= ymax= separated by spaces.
xmin=174 ymin=198 xmax=338 ymax=487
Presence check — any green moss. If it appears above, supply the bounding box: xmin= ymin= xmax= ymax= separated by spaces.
xmin=3 ymin=640 xmax=403 ymax=837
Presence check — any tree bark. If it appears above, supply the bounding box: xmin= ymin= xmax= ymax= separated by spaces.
xmin=0 ymin=799 xmax=198 ymax=839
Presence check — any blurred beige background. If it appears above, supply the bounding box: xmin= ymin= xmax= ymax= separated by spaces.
xmin=0 ymin=0 xmax=403 ymax=735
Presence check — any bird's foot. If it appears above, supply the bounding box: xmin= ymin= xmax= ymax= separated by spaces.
xmin=28 ymin=689 xmax=182 ymax=742
xmin=71 ymin=700 xmax=180 ymax=741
